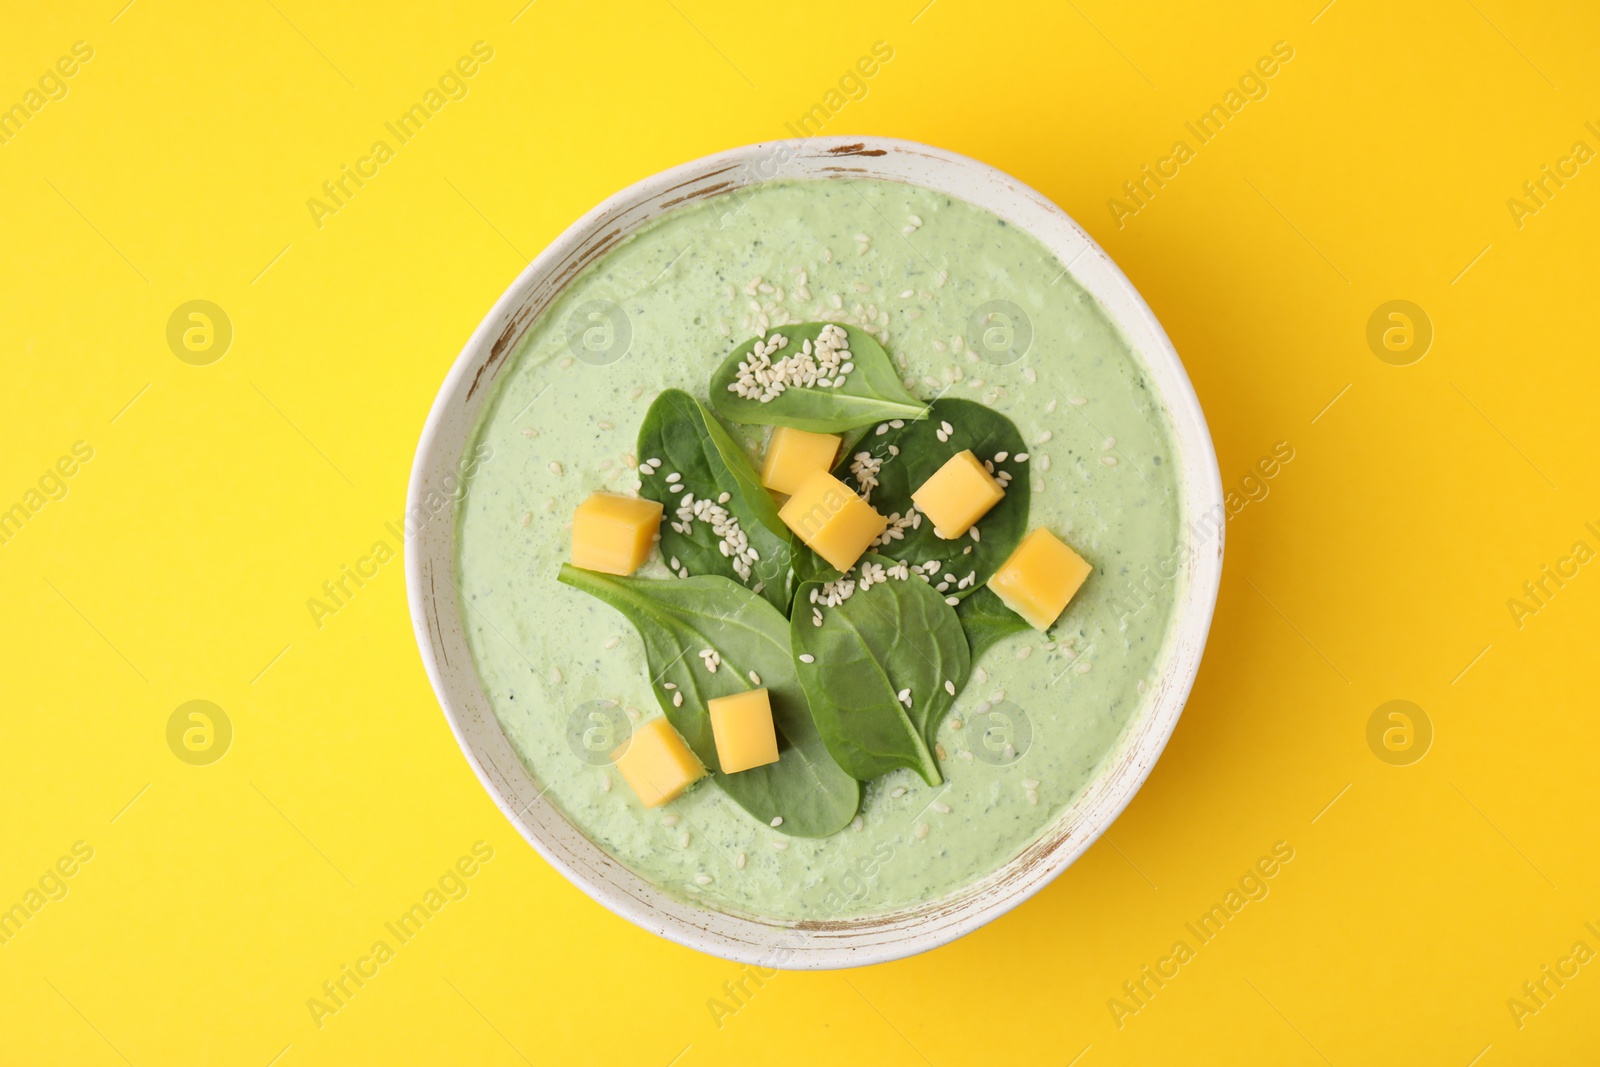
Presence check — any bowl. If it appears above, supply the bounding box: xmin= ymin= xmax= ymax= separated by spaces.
xmin=406 ymin=136 xmax=1223 ymax=969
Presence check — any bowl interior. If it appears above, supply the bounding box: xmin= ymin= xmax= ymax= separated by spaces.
xmin=406 ymin=137 xmax=1223 ymax=969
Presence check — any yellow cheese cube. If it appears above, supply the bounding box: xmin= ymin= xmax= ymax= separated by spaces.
xmin=708 ymin=688 xmax=780 ymax=773
xmin=911 ymin=450 xmax=1005 ymax=539
xmin=778 ymin=470 xmax=888 ymax=572
xmin=611 ymin=717 xmax=706 ymax=808
xmin=761 ymin=427 xmax=842 ymax=496
xmin=571 ymin=491 xmax=663 ymax=575
xmin=987 ymin=528 xmax=1092 ymax=631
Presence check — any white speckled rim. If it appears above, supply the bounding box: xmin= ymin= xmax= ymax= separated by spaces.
xmin=406 ymin=137 xmax=1224 ymax=970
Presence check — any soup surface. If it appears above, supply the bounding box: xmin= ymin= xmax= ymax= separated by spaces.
xmin=455 ymin=177 xmax=1183 ymax=920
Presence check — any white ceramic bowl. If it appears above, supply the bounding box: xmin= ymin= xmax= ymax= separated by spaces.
xmin=406 ymin=136 xmax=1223 ymax=969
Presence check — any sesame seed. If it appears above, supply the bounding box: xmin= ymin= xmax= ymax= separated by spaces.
xmin=890 ymin=786 xmax=907 ymax=798
xmin=749 ymin=671 xmax=761 ymax=686
xmin=1017 ymin=645 xmax=1032 ymax=660
xmin=1023 ymin=778 xmax=1040 ymax=789
xmin=519 ymin=511 xmax=532 ymax=528
xmin=600 ymin=773 xmax=611 ymax=792
xmin=908 ymin=214 xmax=923 ymax=227
xmin=604 ymin=636 xmax=621 ymax=650
xmin=735 ymin=852 xmax=747 ymax=869
xmin=935 ymin=742 xmax=947 ymax=759
xmin=666 ymin=472 xmax=681 ymax=483
xmin=854 ymin=233 xmax=870 ymax=243
xmin=799 ymin=653 xmax=814 ymax=664
xmin=772 ymin=840 xmax=788 ymax=851
xmin=549 ymin=667 xmax=563 ymax=684
xmin=940 ymin=420 xmax=954 ymax=435
xmin=1022 ymin=367 xmax=1037 ymax=384
xmin=663 ymin=814 xmax=681 ymax=826
xmin=672 ymin=692 xmax=683 ymax=707
xmin=1102 ymin=454 xmax=1118 ymax=466
xmin=1015 ymin=453 xmax=1029 ymax=462
xmin=1035 ymin=431 xmax=1052 ymax=444
xmin=1039 ymin=455 xmax=1052 ymax=471
xmin=1070 ymin=395 xmax=1087 ymax=406
xmin=548 ymin=461 xmax=563 ymax=475
xmin=680 ymin=832 xmax=691 ymax=847
xmin=994 ymin=451 xmax=1008 ymax=462
xmin=1026 ymin=790 xmax=1039 ymax=805
xmin=932 ymin=801 xmax=950 ymax=814
xmin=944 ymin=680 xmax=956 ymax=696
xmin=770 ymin=816 xmax=783 ymax=827
xmin=945 ymin=596 xmax=959 ymax=605
xmin=915 ymin=822 xmax=930 ymax=840
xmin=695 ymin=874 xmax=712 ymax=886
xmin=852 ymin=815 xmax=864 ymax=832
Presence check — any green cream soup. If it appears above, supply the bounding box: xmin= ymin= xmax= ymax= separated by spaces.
xmin=455 ymin=178 xmax=1183 ymax=921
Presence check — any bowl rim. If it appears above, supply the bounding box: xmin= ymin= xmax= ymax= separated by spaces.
xmin=405 ymin=135 xmax=1224 ymax=969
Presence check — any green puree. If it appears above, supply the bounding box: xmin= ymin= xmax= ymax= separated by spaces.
xmin=455 ymin=178 xmax=1183 ymax=921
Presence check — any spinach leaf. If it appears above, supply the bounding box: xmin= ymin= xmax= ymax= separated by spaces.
xmin=638 ymin=390 xmax=791 ymax=611
xmin=956 ymin=585 xmax=1032 ymax=661
xmin=791 ymin=554 xmax=971 ymax=786
xmin=710 ymin=323 xmax=928 ymax=432
xmin=836 ymin=397 xmax=1030 ymax=602
xmin=558 ymin=565 xmax=861 ymax=837
xmin=785 ymin=533 xmax=836 ymax=606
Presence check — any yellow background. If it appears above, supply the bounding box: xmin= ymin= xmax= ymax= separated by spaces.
xmin=3 ymin=0 xmax=1597 ymax=1063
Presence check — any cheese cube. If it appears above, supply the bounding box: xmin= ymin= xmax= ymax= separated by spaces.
xmin=571 ymin=491 xmax=663 ymax=575
xmin=911 ymin=450 xmax=1005 ymax=539
xmin=708 ymin=688 xmax=780 ymax=773
xmin=611 ymin=717 xmax=706 ymax=807
xmin=778 ymin=470 xmax=888 ymax=572
xmin=987 ymin=528 xmax=1092 ymax=631
xmin=761 ymin=427 xmax=842 ymax=496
